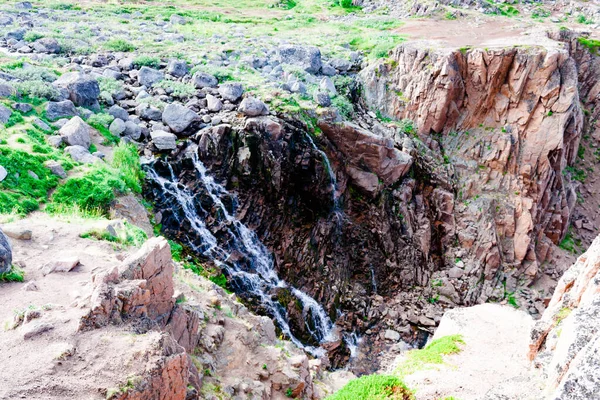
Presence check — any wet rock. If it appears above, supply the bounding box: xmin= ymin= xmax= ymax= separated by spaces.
xmin=59 ymin=116 xmax=91 ymax=148
xmin=151 ymin=130 xmax=177 ymax=150
xmin=53 ymin=72 xmax=100 ymax=109
xmin=192 ymin=71 xmax=218 ymax=89
xmin=218 ymin=82 xmax=244 ymax=102
xmin=238 ymin=97 xmax=269 ymax=117
xmin=138 ymin=66 xmax=164 ymax=87
xmin=277 ymin=45 xmax=322 ymax=74
xmin=162 ymin=103 xmax=198 ymax=133
xmin=45 ymin=100 xmax=78 ymax=121
xmin=0 ymin=227 xmax=12 ymax=274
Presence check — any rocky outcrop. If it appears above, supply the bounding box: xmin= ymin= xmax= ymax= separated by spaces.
xmin=529 ymin=234 xmax=600 ymax=399
xmin=0 ymin=227 xmax=11 ymax=274
xmin=361 ymin=43 xmax=585 ymax=304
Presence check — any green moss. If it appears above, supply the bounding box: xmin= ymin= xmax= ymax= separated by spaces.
xmin=394 ymin=335 xmax=465 ymax=377
xmin=0 ymin=266 xmax=25 ymax=282
xmin=326 ymin=374 xmax=414 ymax=400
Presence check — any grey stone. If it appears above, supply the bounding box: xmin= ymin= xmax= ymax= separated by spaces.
xmin=206 ymin=94 xmax=222 ymax=112
xmin=138 ymin=66 xmax=164 ymax=87
xmin=290 ymin=81 xmax=307 ymax=95
xmin=0 ymin=104 xmax=12 ymax=123
xmin=384 ymin=329 xmax=401 ymax=341
xmin=151 ymin=130 xmax=177 ymax=150
xmin=218 ymin=82 xmax=244 ymax=102
xmin=59 ymin=117 xmax=91 ymax=148
xmin=123 ymin=121 xmax=142 ymax=140
xmin=329 ymin=58 xmax=352 ymax=72
xmin=162 ymin=103 xmax=198 ymax=133
xmin=6 ymin=29 xmax=26 ymax=41
xmin=0 ymin=165 xmax=6 ymax=182
xmin=0 ymin=227 xmax=12 ymax=274
xmin=13 ymin=103 xmax=32 ymax=113
xmin=45 ymin=100 xmax=78 ymax=121
xmin=170 ymin=14 xmax=186 ymax=25
xmin=192 ymin=71 xmax=218 ymax=89
xmin=135 ymin=103 xmax=162 ymax=121
xmin=3 ymin=227 xmax=32 ymax=240
xmin=47 ymin=136 xmax=63 ymax=148
xmin=277 ymin=45 xmax=322 ymax=74
xmin=319 ymin=77 xmax=337 ymax=95
xmin=102 ymin=69 xmax=122 ymax=81
xmin=107 ymin=105 xmax=129 ymax=122
xmin=238 ymin=97 xmax=269 ymax=117
xmin=44 ymin=160 xmax=67 ymax=178
xmin=321 ymin=64 xmax=337 ymax=76
xmin=35 ymin=38 xmax=60 ymax=54
xmin=15 ymin=2 xmax=33 ymax=9
xmin=64 ymin=145 xmax=100 ymax=164
xmin=313 ymin=91 xmax=331 ymax=107
xmin=109 ymin=118 xmax=126 ymax=135
xmin=0 ymin=16 xmax=13 ymax=26
xmin=53 ymin=72 xmax=100 ymax=108
xmin=23 ymin=322 xmax=54 ymax=340
xmin=33 ymin=118 xmax=51 ymax=132
xmin=0 ymin=81 xmax=15 ymax=98
xmin=167 ymin=60 xmax=188 ymax=77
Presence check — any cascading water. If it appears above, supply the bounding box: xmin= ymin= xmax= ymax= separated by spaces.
xmin=304 ymin=133 xmax=340 ymax=210
xmin=145 ymin=153 xmax=337 ymax=356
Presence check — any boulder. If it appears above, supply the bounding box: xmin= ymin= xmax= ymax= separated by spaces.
xmin=0 ymin=227 xmax=12 ymax=274
xmin=162 ymin=103 xmax=198 ymax=134
xmin=35 ymin=38 xmax=60 ymax=54
xmin=167 ymin=60 xmax=188 ymax=77
xmin=0 ymin=165 xmax=6 ymax=181
xmin=44 ymin=160 xmax=67 ymax=178
xmin=138 ymin=66 xmax=164 ymax=87
xmin=0 ymin=104 xmax=11 ymax=123
xmin=59 ymin=116 xmax=91 ymax=148
xmin=151 ymin=130 xmax=177 ymax=151
xmin=33 ymin=118 xmax=51 ymax=132
xmin=53 ymin=72 xmax=100 ymax=108
xmin=192 ymin=71 xmax=218 ymax=89
xmin=277 ymin=45 xmax=322 ymax=74
xmin=109 ymin=118 xmax=126 ymax=136
xmin=123 ymin=121 xmax=142 ymax=140
xmin=64 ymin=145 xmax=100 ymax=164
xmin=135 ymin=103 xmax=162 ymax=121
xmin=238 ymin=97 xmax=269 ymax=117
xmin=0 ymin=81 xmax=15 ymax=98
xmin=45 ymin=100 xmax=78 ymax=121
xmin=313 ymin=91 xmax=331 ymax=107
xmin=206 ymin=94 xmax=222 ymax=112
xmin=218 ymin=82 xmax=244 ymax=102
xmin=107 ymin=104 xmax=129 ymax=122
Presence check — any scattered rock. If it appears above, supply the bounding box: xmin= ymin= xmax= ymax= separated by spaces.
xmin=53 ymin=72 xmax=100 ymax=109
xmin=0 ymin=103 xmax=12 ymax=123
xmin=167 ymin=60 xmax=188 ymax=77
xmin=218 ymin=82 xmax=244 ymax=102
xmin=2 ymin=227 xmax=32 ymax=241
xmin=313 ymin=91 xmax=331 ymax=107
xmin=206 ymin=94 xmax=223 ymax=112
xmin=42 ymin=256 xmax=80 ymax=275
xmin=138 ymin=66 xmax=164 ymax=87
xmin=0 ymin=227 xmax=12 ymax=274
xmin=384 ymin=329 xmax=401 ymax=341
xmin=22 ymin=280 xmax=39 ymax=291
xmin=238 ymin=97 xmax=269 ymax=117
xmin=45 ymin=100 xmax=78 ymax=121
xmin=59 ymin=116 xmax=91 ymax=148
xmin=151 ymin=130 xmax=177 ymax=150
xmin=162 ymin=103 xmax=198 ymax=133
xmin=277 ymin=45 xmax=322 ymax=74
xmin=107 ymin=105 xmax=129 ymax=122
xmin=44 ymin=160 xmax=67 ymax=178
xmin=64 ymin=145 xmax=101 ymax=164
xmin=0 ymin=165 xmax=6 ymax=182
xmin=109 ymin=118 xmax=126 ymax=136
xmin=23 ymin=322 xmax=54 ymax=340
xmin=192 ymin=71 xmax=218 ymax=89
xmin=33 ymin=118 xmax=51 ymax=132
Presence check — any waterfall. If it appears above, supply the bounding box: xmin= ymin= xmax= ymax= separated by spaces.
xmin=145 ymin=154 xmax=337 ymax=356
xmin=304 ymin=133 xmax=340 ymax=211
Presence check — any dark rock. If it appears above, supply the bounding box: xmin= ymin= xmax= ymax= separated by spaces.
xmin=53 ymin=72 xmax=100 ymax=108
xmin=218 ymin=82 xmax=244 ymax=102
xmin=277 ymin=45 xmax=322 ymax=74
xmin=45 ymin=100 xmax=78 ymax=121
xmin=138 ymin=66 xmax=164 ymax=87
xmin=162 ymin=103 xmax=198 ymax=134
xmin=167 ymin=60 xmax=188 ymax=77
xmin=0 ymin=227 xmax=12 ymax=274
xmin=192 ymin=72 xmax=218 ymax=89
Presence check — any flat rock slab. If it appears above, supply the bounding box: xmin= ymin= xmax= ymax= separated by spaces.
xmin=23 ymin=322 xmax=54 ymax=340
xmin=42 ymin=257 xmax=80 ymax=275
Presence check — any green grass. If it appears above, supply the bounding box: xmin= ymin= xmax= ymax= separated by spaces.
xmin=559 ymin=231 xmax=580 ymax=254
xmin=87 ymin=113 xmax=119 ymax=145
xmin=133 ymin=55 xmax=161 ymax=69
xmin=394 ymin=335 xmax=465 ymax=378
xmin=578 ymin=37 xmax=600 ymax=55
xmin=48 ymin=143 xmax=142 ymax=215
xmin=326 ymin=375 xmax=414 ymax=400
xmin=0 ymin=266 xmax=24 ymax=282
xmin=81 ymin=221 xmax=147 ymax=247
xmin=104 ymin=39 xmax=136 ymax=52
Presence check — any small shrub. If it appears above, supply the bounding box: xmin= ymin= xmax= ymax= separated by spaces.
xmin=576 ymin=14 xmax=594 ymax=25
xmin=326 ymin=374 xmax=414 ymax=400
xmin=104 ymin=39 xmax=136 ymax=52
xmin=81 ymin=221 xmax=147 ymax=247
xmin=445 ymin=12 xmax=457 ymax=20
xmin=97 ymin=77 xmax=123 ymax=95
xmin=24 ymin=32 xmax=44 ymax=42
xmin=111 ymin=143 xmax=144 ymax=194
xmin=133 ymin=55 xmax=161 ymax=69
xmin=578 ymin=37 xmax=600 ymax=55
xmin=14 ymin=80 xmax=61 ymax=101
xmin=0 ymin=266 xmax=24 ymax=282
xmin=10 ymin=66 xmax=58 ymax=82
xmin=339 ymin=0 xmax=354 ymax=9
xmin=154 ymin=80 xmax=196 ymax=98
xmin=210 ymin=273 xmax=227 ymax=289
xmin=168 ymin=240 xmax=184 ymax=261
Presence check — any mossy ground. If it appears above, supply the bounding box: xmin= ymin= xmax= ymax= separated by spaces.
xmin=394 ymin=335 xmax=465 ymax=377
xmin=326 ymin=374 xmax=415 ymax=400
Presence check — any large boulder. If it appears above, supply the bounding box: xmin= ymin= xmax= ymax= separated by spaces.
xmin=277 ymin=45 xmax=322 ymax=74
xmin=138 ymin=66 xmax=164 ymax=87
xmin=167 ymin=60 xmax=188 ymax=78
xmin=59 ymin=116 xmax=91 ymax=148
xmin=0 ymin=104 xmax=12 ymax=124
xmin=162 ymin=103 xmax=198 ymax=134
xmin=151 ymin=130 xmax=177 ymax=150
xmin=218 ymin=82 xmax=244 ymax=102
xmin=238 ymin=97 xmax=269 ymax=117
xmin=45 ymin=100 xmax=78 ymax=121
xmin=53 ymin=72 xmax=100 ymax=109
xmin=192 ymin=71 xmax=218 ymax=89
xmin=0 ymin=227 xmax=12 ymax=274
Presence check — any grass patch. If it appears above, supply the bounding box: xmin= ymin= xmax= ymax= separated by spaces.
xmin=81 ymin=221 xmax=147 ymax=248
xmin=87 ymin=113 xmax=119 ymax=145
xmin=394 ymin=335 xmax=465 ymax=378
xmin=326 ymin=374 xmax=414 ymax=400
xmin=559 ymin=230 xmax=580 ymax=254
xmin=578 ymin=37 xmax=600 ymax=55
xmin=0 ymin=266 xmax=24 ymax=282
xmin=133 ymin=55 xmax=161 ymax=69
xmin=104 ymin=39 xmax=136 ymax=52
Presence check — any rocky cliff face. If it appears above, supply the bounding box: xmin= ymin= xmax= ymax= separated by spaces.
xmin=529 ymin=233 xmax=600 ymax=399
xmin=361 ymin=42 xmax=586 ymax=305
